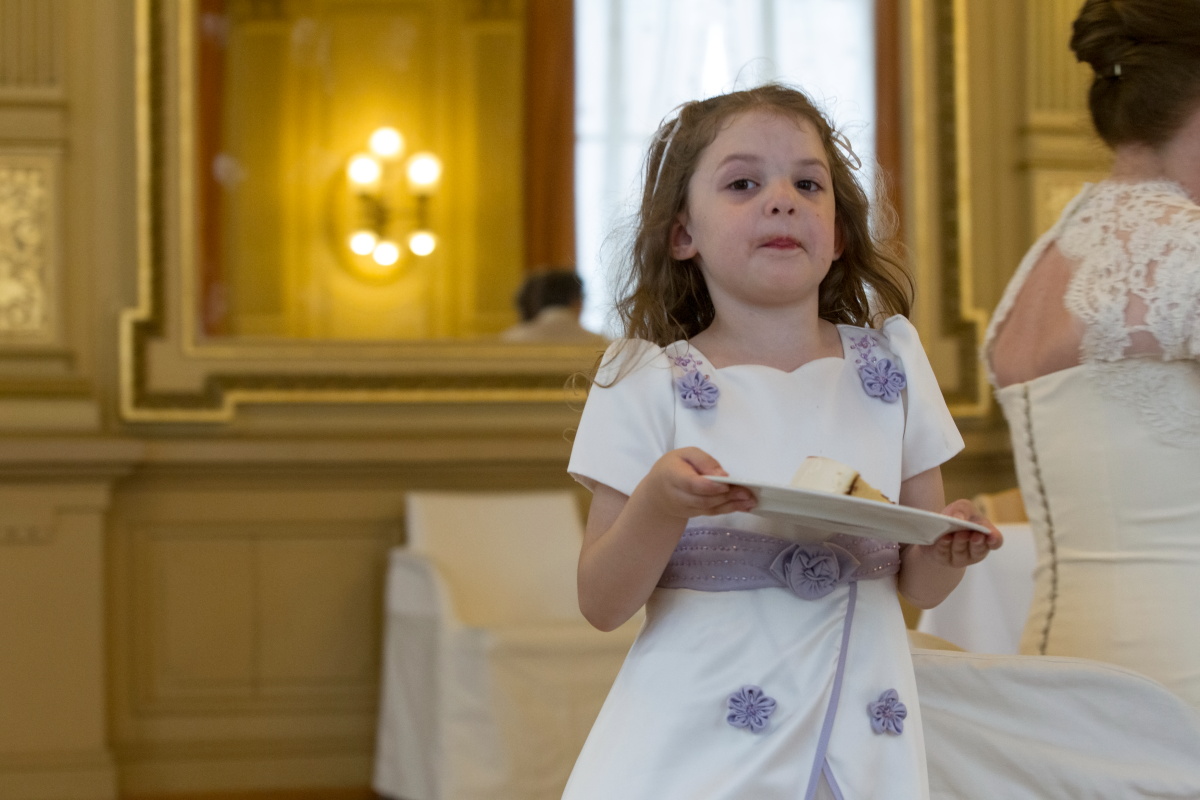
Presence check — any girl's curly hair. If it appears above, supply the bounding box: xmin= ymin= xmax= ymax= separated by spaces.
xmin=611 ymin=82 xmax=912 ymax=348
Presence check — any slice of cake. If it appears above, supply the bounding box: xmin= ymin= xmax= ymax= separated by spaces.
xmin=789 ymin=456 xmax=893 ymax=504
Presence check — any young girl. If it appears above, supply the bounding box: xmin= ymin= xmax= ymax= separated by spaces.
xmin=564 ymin=83 xmax=1002 ymax=800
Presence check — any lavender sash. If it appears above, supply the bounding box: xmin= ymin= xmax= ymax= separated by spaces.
xmin=658 ymin=528 xmax=901 ymax=600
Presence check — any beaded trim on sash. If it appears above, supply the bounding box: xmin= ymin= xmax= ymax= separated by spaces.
xmin=659 ymin=528 xmax=901 ymax=600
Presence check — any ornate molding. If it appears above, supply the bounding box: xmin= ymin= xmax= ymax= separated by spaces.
xmin=905 ymin=0 xmax=990 ymax=419
xmin=0 ymin=152 xmax=57 ymax=342
xmin=938 ymin=0 xmax=988 ymax=415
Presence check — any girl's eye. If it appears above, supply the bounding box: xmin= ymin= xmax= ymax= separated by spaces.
xmin=728 ymin=178 xmax=757 ymax=191
xmin=796 ymin=179 xmax=820 ymax=192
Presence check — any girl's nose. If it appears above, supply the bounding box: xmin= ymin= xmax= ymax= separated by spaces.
xmin=767 ymin=181 xmax=797 ymax=215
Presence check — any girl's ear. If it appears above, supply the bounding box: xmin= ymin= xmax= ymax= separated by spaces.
xmin=670 ymin=213 xmax=698 ymax=260
xmin=833 ymin=219 xmax=845 ymax=261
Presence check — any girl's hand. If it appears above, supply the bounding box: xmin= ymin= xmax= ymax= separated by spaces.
xmin=921 ymin=498 xmax=1004 ymax=568
xmin=636 ymin=447 xmax=757 ymax=521
xmin=577 ymin=448 xmax=756 ymax=629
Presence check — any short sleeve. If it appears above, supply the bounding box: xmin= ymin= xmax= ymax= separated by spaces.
xmin=882 ymin=316 xmax=965 ymax=480
xmin=567 ymin=339 xmax=676 ymax=496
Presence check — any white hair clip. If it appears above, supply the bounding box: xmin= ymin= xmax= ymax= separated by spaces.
xmin=651 ymin=115 xmax=684 ymax=198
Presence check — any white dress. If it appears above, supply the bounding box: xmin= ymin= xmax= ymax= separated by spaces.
xmin=983 ymin=180 xmax=1200 ymax=708
xmin=565 ymin=316 xmax=963 ymax=800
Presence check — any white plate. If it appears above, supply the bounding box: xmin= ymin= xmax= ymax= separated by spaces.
xmin=707 ymin=476 xmax=990 ymax=546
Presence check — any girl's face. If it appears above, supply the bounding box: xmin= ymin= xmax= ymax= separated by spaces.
xmin=670 ymin=109 xmax=842 ymax=315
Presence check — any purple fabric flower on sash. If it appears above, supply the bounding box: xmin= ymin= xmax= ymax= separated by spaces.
xmin=727 ymin=685 xmax=776 ymax=733
xmin=670 ymin=353 xmax=719 ymax=409
xmin=850 ymin=334 xmax=906 ymax=403
xmin=868 ymin=689 xmax=907 ymax=735
xmin=767 ymin=542 xmax=860 ymax=600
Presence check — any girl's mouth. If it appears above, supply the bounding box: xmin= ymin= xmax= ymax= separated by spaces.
xmin=761 ymin=237 xmax=801 ymax=249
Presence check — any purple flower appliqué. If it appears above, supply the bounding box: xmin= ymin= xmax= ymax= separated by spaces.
xmin=868 ymin=689 xmax=907 ymax=735
xmin=850 ymin=335 xmax=906 ymax=403
xmin=768 ymin=542 xmax=860 ymax=600
xmin=670 ymin=355 xmax=719 ymax=409
xmin=860 ymin=358 xmax=907 ymax=402
xmin=727 ymin=685 xmax=777 ymax=733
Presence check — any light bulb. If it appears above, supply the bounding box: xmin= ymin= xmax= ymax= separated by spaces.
xmin=349 ymin=230 xmax=377 ymax=255
xmin=347 ymin=154 xmax=382 ymax=186
xmin=373 ymin=240 xmax=401 ymax=266
xmin=406 ymin=153 xmax=442 ymax=193
xmin=369 ymin=127 xmax=404 ymax=160
xmin=408 ymin=231 xmax=436 ymax=257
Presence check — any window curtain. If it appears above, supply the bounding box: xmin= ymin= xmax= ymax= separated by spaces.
xmin=875 ymin=0 xmax=903 ymax=232
xmin=524 ymin=0 xmax=576 ymax=272
xmin=197 ymin=0 xmax=228 ymax=336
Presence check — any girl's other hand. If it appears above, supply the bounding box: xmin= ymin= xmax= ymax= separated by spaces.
xmin=924 ymin=498 xmax=1004 ymax=568
xmin=637 ymin=447 xmax=757 ymax=521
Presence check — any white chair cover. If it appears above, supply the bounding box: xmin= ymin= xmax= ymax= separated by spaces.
xmin=917 ymin=522 xmax=1036 ymax=654
xmin=373 ymin=491 xmax=640 ymax=800
xmin=913 ymin=647 xmax=1200 ymax=798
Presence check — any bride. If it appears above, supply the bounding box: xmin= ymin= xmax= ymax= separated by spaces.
xmin=984 ymin=0 xmax=1200 ymax=708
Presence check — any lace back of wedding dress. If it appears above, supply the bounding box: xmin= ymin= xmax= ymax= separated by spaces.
xmin=985 ymin=181 xmax=1200 ymax=448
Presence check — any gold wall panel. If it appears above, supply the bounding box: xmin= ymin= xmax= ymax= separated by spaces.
xmin=1021 ymin=0 xmax=1109 ymax=263
xmin=0 ymin=482 xmax=117 ymax=795
xmin=0 ymin=0 xmax=64 ymax=100
xmin=108 ymin=474 xmax=412 ymax=794
xmin=135 ymin=521 xmax=393 ymax=709
xmin=1027 ymin=0 xmax=1090 ymax=118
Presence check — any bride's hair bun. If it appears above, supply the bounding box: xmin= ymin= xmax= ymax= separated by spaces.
xmin=1069 ymin=0 xmax=1200 ymax=147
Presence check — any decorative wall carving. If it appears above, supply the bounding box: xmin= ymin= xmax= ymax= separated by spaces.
xmin=0 ymin=154 xmax=55 ymax=340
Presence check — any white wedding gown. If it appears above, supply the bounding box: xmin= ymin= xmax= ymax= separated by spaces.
xmin=984 ymin=179 xmax=1200 ymax=708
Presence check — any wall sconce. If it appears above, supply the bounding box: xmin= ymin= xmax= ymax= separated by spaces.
xmin=338 ymin=126 xmax=441 ymax=282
